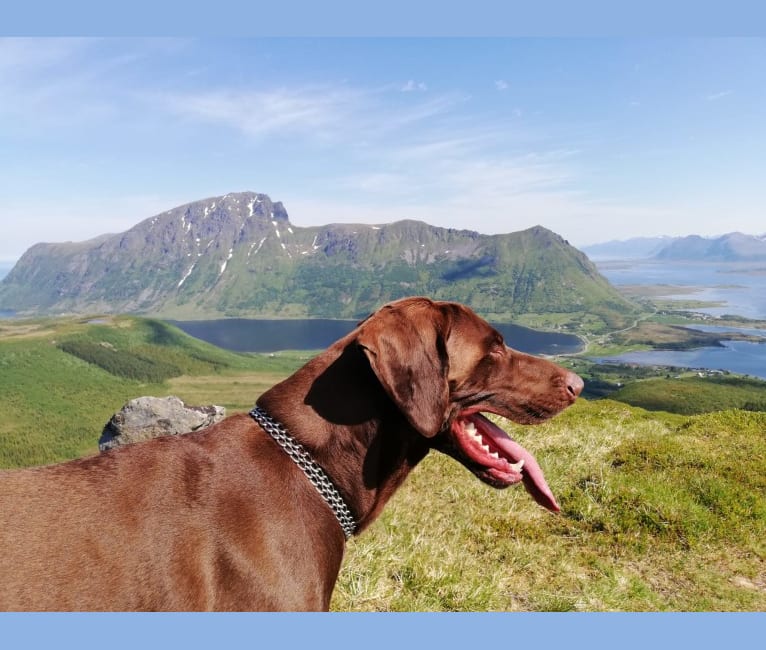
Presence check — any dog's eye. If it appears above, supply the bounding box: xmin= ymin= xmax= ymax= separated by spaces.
xmin=489 ymin=336 xmax=505 ymax=357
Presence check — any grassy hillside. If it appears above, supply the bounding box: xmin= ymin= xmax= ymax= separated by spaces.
xmin=332 ymin=402 xmax=766 ymax=611
xmin=0 ymin=316 xmax=299 ymax=468
xmin=560 ymin=359 xmax=766 ymax=414
xmin=611 ymin=375 xmax=766 ymax=414
xmin=1 ymin=316 xmax=764 ymax=610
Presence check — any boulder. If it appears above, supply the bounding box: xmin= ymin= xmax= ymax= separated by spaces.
xmin=99 ymin=396 xmax=226 ymax=452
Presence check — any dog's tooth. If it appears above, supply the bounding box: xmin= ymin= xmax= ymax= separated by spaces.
xmin=490 ymin=451 xmax=500 ymax=459
xmin=508 ymin=459 xmax=525 ymax=472
xmin=465 ymin=423 xmax=482 ymax=442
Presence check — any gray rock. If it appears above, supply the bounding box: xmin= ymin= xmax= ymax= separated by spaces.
xmin=99 ymin=396 xmax=226 ymax=452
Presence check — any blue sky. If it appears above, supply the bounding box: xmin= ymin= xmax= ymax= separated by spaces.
xmin=1 ymin=37 xmax=764 ymax=262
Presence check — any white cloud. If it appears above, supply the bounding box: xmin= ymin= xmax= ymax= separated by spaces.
xmin=705 ymin=90 xmax=733 ymax=101
xmin=495 ymin=80 xmax=509 ymax=91
xmin=154 ymin=83 xmax=463 ymax=145
xmin=285 ymin=139 xmax=679 ymax=248
xmin=157 ymin=85 xmax=364 ymax=140
xmin=0 ymin=38 xmax=187 ymax=131
xmin=0 ymin=39 xmax=95 ymax=124
xmin=401 ymin=80 xmax=427 ymax=92
xmin=0 ymin=38 xmax=89 ymax=74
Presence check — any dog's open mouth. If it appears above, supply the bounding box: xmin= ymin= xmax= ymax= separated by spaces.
xmin=441 ymin=412 xmax=560 ymax=512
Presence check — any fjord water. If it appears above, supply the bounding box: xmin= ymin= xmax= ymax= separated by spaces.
xmin=597 ymin=260 xmax=766 ymax=320
xmin=167 ymin=318 xmax=584 ymax=355
xmin=595 ymin=259 xmax=766 ymax=378
xmin=593 ymin=338 xmax=766 ymax=380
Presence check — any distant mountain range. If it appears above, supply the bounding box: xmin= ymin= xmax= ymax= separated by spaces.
xmin=655 ymin=233 xmax=766 ymax=262
xmin=0 ymin=191 xmax=637 ymax=330
xmin=581 ymin=237 xmax=678 ymax=261
xmin=583 ymin=233 xmax=766 ymax=262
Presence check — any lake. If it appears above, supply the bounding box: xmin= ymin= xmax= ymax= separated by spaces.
xmin=167 ymin=318 xmax=584 ymax=356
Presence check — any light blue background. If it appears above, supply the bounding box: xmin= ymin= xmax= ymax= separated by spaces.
xmin=1 ymin=1 xmax=763 ymax=647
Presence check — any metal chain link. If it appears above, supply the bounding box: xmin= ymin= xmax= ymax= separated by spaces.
xmin=249 ymin=406 xmax=357 ymax=539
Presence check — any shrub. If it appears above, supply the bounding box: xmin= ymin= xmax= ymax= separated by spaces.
xmin=58 ymin=340 xmax=181 ymax=383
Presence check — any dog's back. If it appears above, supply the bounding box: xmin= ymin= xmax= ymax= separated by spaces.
xmin=1 ymin=430 xmax=214 ymax=610
xmin=0 ymin=415 xmax=341 ymax=611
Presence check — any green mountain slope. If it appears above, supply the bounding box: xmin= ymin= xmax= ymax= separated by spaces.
xmin=0 ymin=192 xmax=639 ymax=331
xmin=0 ymin=316 xmax=296 ymax=468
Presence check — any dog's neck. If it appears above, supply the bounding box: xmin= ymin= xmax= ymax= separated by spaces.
xmin=249 ymin=405 xmax=358 ymax=539
xmin=256 ymin=339 xmax=431 ymax=535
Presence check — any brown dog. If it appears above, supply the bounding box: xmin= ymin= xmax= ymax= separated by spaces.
xmin=0 ymin=297 xmax=583 ymax=611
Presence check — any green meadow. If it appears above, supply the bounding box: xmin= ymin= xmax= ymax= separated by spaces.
xmin=333 ymin=402 xmax=765 ymax=611
xmin=0 ymin=316 xmax=764 ymax=610
xmin=0 ymin=316 xmax=298 ymax=467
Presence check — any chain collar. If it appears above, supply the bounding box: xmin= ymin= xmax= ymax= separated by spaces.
xmin=249 ymin=405 xmax=357 ymax=540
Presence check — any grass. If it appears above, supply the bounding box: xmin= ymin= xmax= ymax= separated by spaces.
xmin=1 ymin=315 xmax=764 ymax=610
xmin=0 ymin=316 xmax=304 ymax=468
xmin=331 ymin=402 xmax=766 ymax=611
xmin=611 ymin=376 xmax=766 ymax=414
xmin=608 ymin=322 xmax=729 ymax=350
xmin=166 ymin=363 xmax=311 ymax=412
xmin=559 ymin=359 xmax=766 ymax=414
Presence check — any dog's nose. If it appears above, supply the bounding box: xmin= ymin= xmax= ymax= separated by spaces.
xmin=565 ymin=371 xmax=584 ymax=399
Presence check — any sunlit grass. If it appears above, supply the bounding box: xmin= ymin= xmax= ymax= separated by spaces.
xmin=332 ymin=401 xmax=766 ymax=611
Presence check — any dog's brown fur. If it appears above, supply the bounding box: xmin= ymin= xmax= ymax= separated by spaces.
xmin=0 ymin=297 xmax=582 ymax=611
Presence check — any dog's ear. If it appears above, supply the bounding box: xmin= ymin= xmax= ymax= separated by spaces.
xmin=356 ymin=299 xmax=450 ymax=438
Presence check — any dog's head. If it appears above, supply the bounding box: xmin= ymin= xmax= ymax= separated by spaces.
xmin=356 ymin=297 xmax=583 ymax=511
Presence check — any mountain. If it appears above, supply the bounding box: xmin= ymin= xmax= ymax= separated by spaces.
xmin=654 ymin=233 xmax=766 ymax=262
xmin=583 ymin=232 xmax=766 ymax=263
xmin=581 ymin=237 xmax=680 ymax=261
xmin=0 ymin=192 xmax=638 ymax=330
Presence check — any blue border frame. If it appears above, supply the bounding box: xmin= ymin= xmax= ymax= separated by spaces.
xmin=1 ymin=1 xmax=764 ymax=647
xmin=3 ymin=612 xmax=764 ymax=648
xmin=2 ymin=1 xmax=765 ymax=36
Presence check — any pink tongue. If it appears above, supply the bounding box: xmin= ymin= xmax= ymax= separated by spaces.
xmin=470 ymin=413 xmax=560 ymax=512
